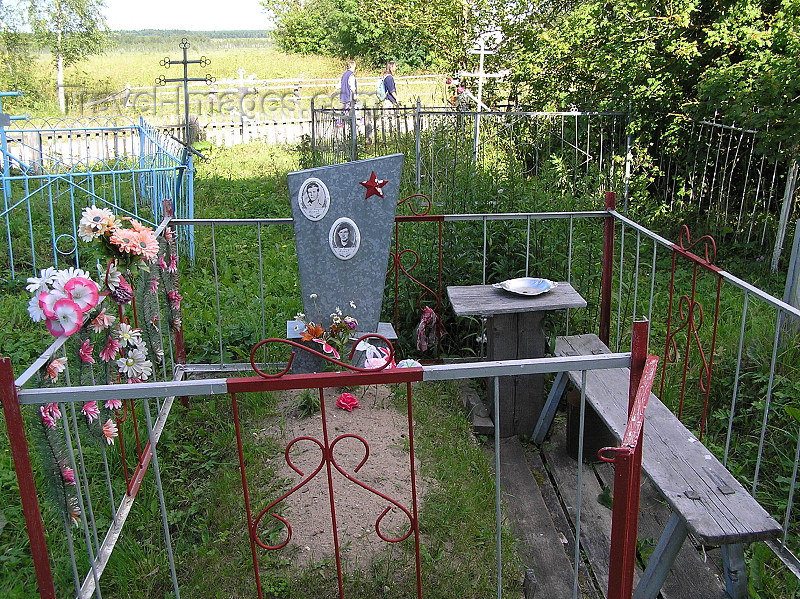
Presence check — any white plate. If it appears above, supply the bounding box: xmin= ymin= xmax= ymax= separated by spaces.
xmin=492 ymin=277 xmax=557 ymax=296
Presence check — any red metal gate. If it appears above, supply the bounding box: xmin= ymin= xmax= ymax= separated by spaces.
xmin=227 ymin=339 xmax=425 ymax=599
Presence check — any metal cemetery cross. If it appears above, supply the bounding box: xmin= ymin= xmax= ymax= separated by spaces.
xmin=287 ymin=154 xmax=404 ymax=363
xmin=155 ymin=38 xmax=216 ymax=144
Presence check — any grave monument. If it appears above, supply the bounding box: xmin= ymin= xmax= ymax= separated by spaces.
xmin=286 ymin=154 xmax=404 ymax=370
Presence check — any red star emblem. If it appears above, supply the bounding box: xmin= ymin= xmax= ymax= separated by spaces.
xmin=359 ymin=171 xmax=389 ymax=199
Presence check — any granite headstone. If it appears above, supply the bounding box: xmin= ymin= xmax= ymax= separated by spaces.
xmin=288 ymin=154 xmax=404 ymax=337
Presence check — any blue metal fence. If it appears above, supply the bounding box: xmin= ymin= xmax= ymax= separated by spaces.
xmin=0 ymin=112 xmax=194 ymax=279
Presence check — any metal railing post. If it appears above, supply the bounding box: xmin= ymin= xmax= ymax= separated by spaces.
xmin=0 ymin=357 xmax=57 ymax=599
xmin=600 ymin=191 xmax=616 ymax=345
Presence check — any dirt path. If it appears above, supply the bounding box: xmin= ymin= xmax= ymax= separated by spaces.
xmin=259 ymin=384 xmax=423 ymax=569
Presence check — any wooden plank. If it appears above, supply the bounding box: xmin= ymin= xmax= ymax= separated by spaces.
xmin=523 ymin=440 xmax=602 ymax=599
xmin=496 ymin=437 xmax=577 ymax=598
xmin=542 ymin=432 xmax=630 ymax=597
xmin=447 ymin=283 xmax=587 ymax=317
xmin=594 ymin=462 xmax=728 ymax=599
xmin=555 ymin=334 xmax=781 ymax=545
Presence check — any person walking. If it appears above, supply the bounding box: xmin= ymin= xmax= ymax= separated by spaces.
xmin=381 ymin=61 xmax=398 ymax=108
xmin=339 ymin=59 xmax=358 ymax=111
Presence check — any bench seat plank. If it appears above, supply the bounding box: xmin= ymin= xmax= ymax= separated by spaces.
xmin=556 ymin=334 xmax=781 ymax=546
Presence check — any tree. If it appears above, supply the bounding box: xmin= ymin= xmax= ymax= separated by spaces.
xmin=28 ymin=0 xmax=108 ymax=113
xmin=0 ymin=1 xmax=38 ymax=107
xmin=262 ymin=0 xmax=486 ymax=69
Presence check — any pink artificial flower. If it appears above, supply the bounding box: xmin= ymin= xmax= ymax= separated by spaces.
xmin=79 ymin=339 xmax=95 ymax=364
xmin=81 ymin=401 xmax=100 ymax=423
xmin=104 ymin=399 xmax=123 ymax=411
xmin=102 ymin=419 xmax=118 ymax=445
xmin=136 ymin=228 xmax=160 ymax=261
xmin=46 ymin=357 xmax=67 ymax=382
xmin=127 ymin=376 xmax=143 ymax=384
xmin=38 ymin=290 xmax=62 ymax=319
xmin=40 ymin=405 xmax=57 ymax=429
xmin=100 ymin=338 xmax=122 ymax=362
xmin=167 ymin=290 xmax=182 ymax=309
xmin=43 ymin=402 xmax=61 ymax=420
xmin=63 ymin=277 xmax=99 ymax=313
xmin=168 ymin=255 xmax=178 ymax=273
xmin=158 ymin=255 xmax=168 ymax=271
xmin=148 ymin=277 xmax=159 ymax=293
xmin=61 ymin=464 xmax=76 ymax=486
xmin=90 ymin=308 xmax=116 ymax=333
xmin=365 ymin=347 xmax=396 ymax=370
xmin=313 ymin=338 xmax=340 ymax=360
xmin=336 ymin=392 xmax=359 ymax=412
xmin=46 ymin=298 xmax=83 ymax=337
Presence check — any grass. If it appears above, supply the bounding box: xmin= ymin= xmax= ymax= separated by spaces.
xmin=1 ymin=116 xmax=798 ymax=596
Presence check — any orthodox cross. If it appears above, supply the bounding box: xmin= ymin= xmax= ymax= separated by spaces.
xmin=459 ymin=34 xmax=510 ymax=162
xmin=155 ymin=39 xmax=216 ymax=145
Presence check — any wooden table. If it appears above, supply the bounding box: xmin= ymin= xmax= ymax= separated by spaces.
xmin=447 ymin=283 xmax=586 ymax=437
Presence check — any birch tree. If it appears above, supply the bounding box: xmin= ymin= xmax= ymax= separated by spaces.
xmin=28 ymin=0 xmax=107 ymax=113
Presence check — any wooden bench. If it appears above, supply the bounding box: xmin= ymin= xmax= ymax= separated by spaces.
xmin=533 ymin=334 xmax=782 ymax=599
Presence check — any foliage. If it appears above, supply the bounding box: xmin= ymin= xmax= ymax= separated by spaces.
xmin=261 ymin=0 xmax=487 ymax=69
xmin=28 ymin=0 xmax=108 ymax=67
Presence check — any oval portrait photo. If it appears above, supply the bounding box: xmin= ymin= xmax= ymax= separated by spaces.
xmin=298 ymin=177 xmax=330 ymax=221
xmin=329 ymin=217 xmax=360 ymax=260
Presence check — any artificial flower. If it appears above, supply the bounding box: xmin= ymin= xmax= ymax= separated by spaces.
xmin=102 ymin=419 xmax=118 ymax=445
xmin=25 ymin=267 xmax=58 ymax=293
xmin=39 ymin=289 xmax=65 ymax=319
xmin=148 ymin=277 xmax=159 ymax=293
xmin=313 ymin=339 xmax=340 ymax=360
xmin=90 ymin=308 xmax=116 ymax=333
xmin=46 ymin=298 xmax=83 ymax=337
xmin=46 ymin=357 xmax=67 ymax=382
xmin=116 ymin=348 xmax=153 ymax=380
xmin=63 ymin=277 xmax=99 ymax=312
xmin=40 ymin=405 xmax=58 ymax=429
xmin=168 ymin=255 xmax=178 ymax=273
xmin=79 ymin=339 xmax=95 ymax=364
xmin=167 ymin=289 xmax=182 ymax=309
xmin=365 ymin=346 xmax=396 ymax=370
xmin=127 ymin=217 xmax=148 ymax=232
xmin=81 ymin=401 xmax=100 ymax=423
xmin=158 ymin=255 xmax=168 ymax=271
xmin=51 ymin=268 xmax=91 ymax=293
xmin=116 ymin=322 xmax=142 ymax=347
xmin=301 ymin=322 xmax=324 ymax=342
xmin=397 ymin=359 xmax=423 ymax=368
xmin=43 ymin=402 xmax=61 ymax=420
xmin=68 ymin=496 xmax=82 ymax=526
xmin=78 ymin=205 xmax=116 ymax=241
xmin=109 ymin=228 xmax=141 ymax=254
xmin=99 ymin=338 xmax=122 ymax=362
xmin=109 ymin=276 xmax=134 ymax=305
xmin=336 ymin=392 xmax=359 ymax=412
xmin=102 ymin=263 xmax=121 ymax=291
xmin=135 ymin=228 xmax=159 ymax=261
xmin=104 ymin=399 xmax=123 ymax=411
xmin=27 ymin=294 xmax=46 ymax=322
xmin=61 ymin=463 xmax=76 ymax=486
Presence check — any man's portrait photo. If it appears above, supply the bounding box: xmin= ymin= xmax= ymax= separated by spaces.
xmin=298 ymin=177 xmax=330 ymax=221
xmin=329 ymin=217 xmax=360 ymax=260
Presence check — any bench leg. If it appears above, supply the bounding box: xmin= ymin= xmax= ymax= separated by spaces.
xmin=532 ymin=371 xmax=568 ymax=444
xmin=722 ymin=543 xmax=748 ymax=599
xmin=633 ymin=512 xmax=688 ymax=599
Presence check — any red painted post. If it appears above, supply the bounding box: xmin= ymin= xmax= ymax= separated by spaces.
xmin=599 ymin=191 xmax=616 ymax=346
xmin=600 ymin=322 xmax=659 ymax=599
xmin=0 ymin=358 xmax=57 ymax=599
